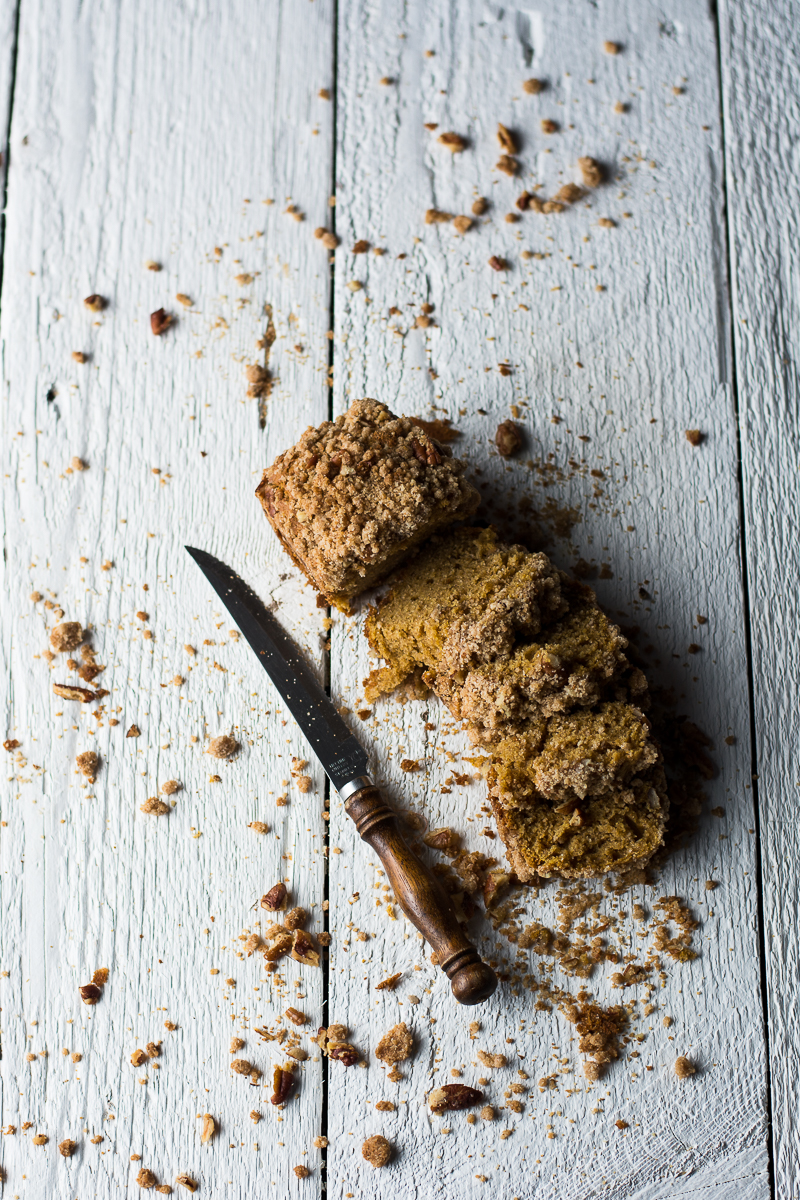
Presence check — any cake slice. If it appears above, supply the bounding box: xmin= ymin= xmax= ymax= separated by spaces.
xmin=365 ymin=525 xmax=668 ymax=879
xmin=364 ymin=527 xmax=632 ymax=736
xmin=255 ymin=399 xmax=480 ymax=610
xmin=490 ymin=764 xmax=667 ymax=881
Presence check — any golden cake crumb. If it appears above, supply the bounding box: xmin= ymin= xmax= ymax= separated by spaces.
xmin=674 ymin=1055 xmax=696 ymax=1079
xmin=362 ymin=1134 xmax=392 ymax=1167
xmin=375 ymin=1023 xmax=413 ymax=1065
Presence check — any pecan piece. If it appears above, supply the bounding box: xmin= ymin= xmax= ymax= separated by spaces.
xmin=328 ymin=1042 xmax=359 ymax=1066
xmin=261 ymin=883 xmax=288 ymax=911
xmin=423 ymin=826 xmax=461 ymax=856
xmin=578 ymin=156 xmax=604 ymax=187
xmin=290 ymin=929 xmax=319 ymax=967
xmin=84 ymin=294 xmax=107 ymax=312
xmin=271 ymin=1063 xmax=294 ymax=1105
xmin=437 ymin=131 xmax=467 ymax=153
xmin=428 ymin=1083 xmax=483 ymax=1113
xmin=497 ymin=123 xmax=518 ymax=154
xmin=150 ymin=308 xmax=172 ymax=336
xmin=175 ymin=1176 xmax=199 ymax=1193
xmin=200 ymin=1113 xmax=216 ymax=1143
xmin=53 ymin=683 xmax=97 ymax=703
xmin=79 ymin=983 xmax=102 ymax=1005
xmin=495 ymin=420 xmax=523 ymax=457
xmin=263 ymin=928 xmax=293 ymax=962
xmin=488 ymin=255 xmax=508 ymax=272
xmin=483 ymin=868 xmax=512 ymax=909
xmin=410 ymin=436 xmax=442 ymax=467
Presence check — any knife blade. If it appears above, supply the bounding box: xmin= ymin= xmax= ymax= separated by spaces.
xmin=185 ymin=546 xmax=369 ymax=793
xmin=186 ymin=545 xmax=497 ymax=1006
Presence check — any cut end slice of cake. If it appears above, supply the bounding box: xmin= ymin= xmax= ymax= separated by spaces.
xmin=364 ymin=524 xmax=667 ymax=879
xmin=490 ymin=765 xmax=668 ymax=881
xmin=256 ymin=399 xmax=480 ymax=610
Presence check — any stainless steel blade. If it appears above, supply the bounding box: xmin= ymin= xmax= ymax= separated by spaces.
xmin=185 ymin=547 xmax=369 ymax=791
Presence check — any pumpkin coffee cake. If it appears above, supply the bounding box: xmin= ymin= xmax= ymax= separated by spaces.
xmin=256 ymin=399 xmax=480 ymax=610
xmin=365 ymin=527 xmax=668 ymax=879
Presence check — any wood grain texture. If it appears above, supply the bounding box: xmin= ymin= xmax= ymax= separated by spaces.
xmin=719 ymin=1 xmax=800 ymax=1195
xmin=326 ymin=2 xmax=768 ymax=1197
xmin=0 ymin=0 xmax=334 ymax=1194
xmin=0 ymin=0 xmax=19 ymax=233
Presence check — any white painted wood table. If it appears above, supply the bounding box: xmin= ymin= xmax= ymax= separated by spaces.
xmin=0 ymin=1 xmax=797 ymax=1197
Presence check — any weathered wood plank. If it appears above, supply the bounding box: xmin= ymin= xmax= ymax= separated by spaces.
xmin=0 ymin=0 xmax=333 ymax=1194
xmin=719 ymin=1 xmax=800 ymax=1195
xmin=0 ymin=0 xmax=19 ymax=232
xmin=326 ymin=2 xmax=768 ymax=1197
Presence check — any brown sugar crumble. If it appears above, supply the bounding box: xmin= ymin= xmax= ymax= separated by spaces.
xmin=76 ymin=750 xmax=100 ymax=782
xmin=375 ymin=1022 xmax=413 ymax=1066
xmin=674 ymin=1055 xmax=696 ymax=1079
xmin=207 ymin=734 xmax=239 ymax=760
xmin=362 ymin=1134 xmax=392 ymax=1168
xmin=256 ymin=399 xmax=479 ymax=611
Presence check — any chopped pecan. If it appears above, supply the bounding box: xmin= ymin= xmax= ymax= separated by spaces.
xmin=423 ymin=826 xmax=461 ymax=856
xmin=437 ymin=131 xmax=467 ymax=153
xmin=495 ymin=420 xmax=522 ymax=457
xmin=328 ymin=1042 xmax=359 ymax=1066
xmin=150 ymin=308 xmax=172 ymax=336
xmin=263 ymin=929 xmax=293 ymax=962
xmin=261 ymin=883 xmax=287 ymax=911
xmin=428 ymin=1083 xmax=483 ymax=1113
xmin=84 ymin=294 xmax=106 ymax=312
xmin=488 ymin=255 xmax=508 ymax=272
xmin=410 ymin=436 xmax=442 ymax=467
xmin=285 ymin=1007 xmax=307 ymax=1025
xmin=53 ymin=683 xmax=96 ymax=703
xmin=200 ymin=1113 xmax=216 ymax=1143
xmin=483 ymin=868 xmax=511 ymax=909
xmin=290 ymin=929 xmax=319 ymax=967
xmin=79 ymin=983 xmax=102 ymax=1005
xmin=497 ymin=123 xmax=518 ymax=154
xmin=270 ymin=1063 xmax=294 ymax=1105
xmin=175 ymin=1177 xmax=199 ymax=1193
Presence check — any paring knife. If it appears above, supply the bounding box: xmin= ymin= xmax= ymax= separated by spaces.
xmin=186 ymin=546 xmax=497 ymax=1006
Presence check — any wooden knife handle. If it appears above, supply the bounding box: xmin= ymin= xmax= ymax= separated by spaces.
xmin=344 ymin=784 xmax=497 ymax=1005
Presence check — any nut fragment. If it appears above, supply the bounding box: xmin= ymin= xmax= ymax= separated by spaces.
xmin=495 ymin=155 xmax=518 ymax=176
xmin=127 ymin=724 xmax=141 ymax=738
xmin=200 ymin=1113 xmax=216 ymax=1144
xmin=471 ymin=197 xmax=488 ymax=215
xmin=150 ymin=309 xmax=172 ymax=336
xmin=497 ymin=123 xmax=518 ymax=154
xmin=285 ymin=1007 xmax=307 ymax=1026
xmin=488 ymin=256 xmax=508 ymax=273
xmin=84 ymin=294 xmax=107 ymax=312
xmin=58 ymin=1138 xmax=77 ymax=1157
xmin=175 ymin=1177 xmax=198 ymax=1193
xmin=428 ymin=1084 xmax=483 ymax=1113
xmin=271 ymin=1063 xmax=294 ymax=1105
xmin=261 ymin=882 xmax=288 ymax=911
xmin=437 ymin=131 xmax=467 ymax=153
xmin=423 ymin=827 xmax=461 ymax=855
xmin=53 ymin=683 xmax=97 ymax=703
xmin=554 ymin=182 xmax=584 ymax=204
xmin=495 ymin=420 xmax=522 ymax=457
xmin=483 ymin=868 xmax=511 ymax=909
xmin=79 ymin=983 xmax=102 ymax=1005
xmin=290 ymin=929 xmax=320 ymax=967
xmin=131 ymin=1049 xmax=148 ymax=1067
xmin=685 ymin=429 xmax=703 ymax=446
xmin=362 ymin=1134 xmax=392 ymax=1168
xmin=522 ymin=78 xmax=545 ymax=94
xmin=452 ymin=215 xmax=473 ymax=234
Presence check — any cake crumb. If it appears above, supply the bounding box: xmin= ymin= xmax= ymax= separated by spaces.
xmin=207 ymin=734 xmax=239 ymax=760
xmin=362 ymin=1134 xmax=392 ymax=1168
xmin=522 ymin=78 xmax=545 ymax=94
xmin=674 ymin=1056 xmax=696 ymax=1079
xmin=375 ymin=1023 xmax=413 ymax=1065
